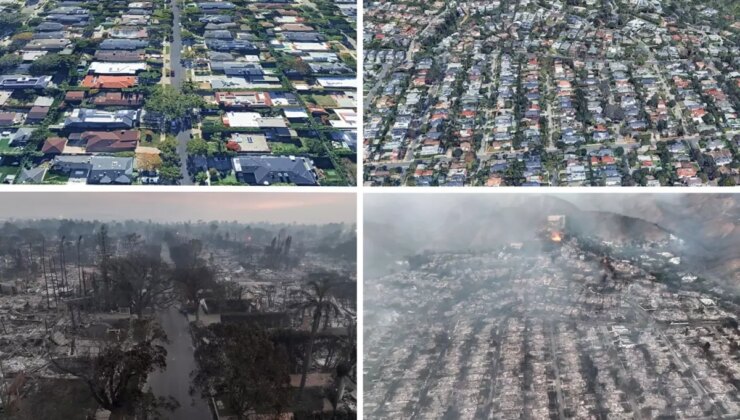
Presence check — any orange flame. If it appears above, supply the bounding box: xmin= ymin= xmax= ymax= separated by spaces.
xmin=551 ymin=232 xmax=562 ymax=242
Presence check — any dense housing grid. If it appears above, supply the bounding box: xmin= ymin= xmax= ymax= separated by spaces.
xmin=364 ymin=194 xmax=740 ymax=419
xmin=364 ymin=0 xmax=740 ymax=186
xmin=0 ymin=0 xmax=357 ymax=186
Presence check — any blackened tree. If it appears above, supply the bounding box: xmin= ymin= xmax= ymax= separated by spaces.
xmin=193 ymin=325 xmax=290 ymax=419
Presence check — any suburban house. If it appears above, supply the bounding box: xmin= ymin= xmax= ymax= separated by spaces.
xmin=0 ymin=76 xmax=52 ymax=89
xmin=87 ymin=62 xmax=147 ymax=75
xmin=52 ymin=155 xmax=92 ymax=177
xmin=88 ymin=156 xmax=134 ymax=184
xmin=27 ymin=106 xmax=50 ymax=124
xmin=16 ymin=167 xmax=47 ymax=184
xmin=214 ymin=91 xmax=272 ymax=108
xmin=91 ymin=92 xmax=144 ymax=107
xmin=9 ymin=128 xmax=34 ymax=146
xmin=98 ymin=39 xmax=149 ymax=50
xmin=232 ymin=155 xmax=318 ymax=185
xmin=205 ymin=39 xmax=259 ymax=53
xmin=222 ymin=112 xmax=287 ymax=128
xmin=64 ymin=109 xmax=139 ymax=129
xmin=0 ymin=112 xmax=20 ymax=126
xmin=42 ymin=137 xmax=68 ymax=155
xmin=64 ymin=91 xmax=86 ymax=104
xmin=198 ymin=2 xmax=236 ymax=11
xmin=81 ymin=75 xmax=137 ymax=89
xmin=228 ymin=133 xmax=270 ymax=153
xmin=75 ymin=130 xmax=140 ymax=152
xmin=94 ymin=50 xmax=146 ymax=62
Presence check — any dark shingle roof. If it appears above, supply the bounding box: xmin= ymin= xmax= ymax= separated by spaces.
xmin=232 ymin=155 xmax=317 ymax=186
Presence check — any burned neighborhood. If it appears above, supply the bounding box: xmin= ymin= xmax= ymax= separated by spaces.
xmin=364 ymin=193 xmax=740 ymax=419
xmin=0 ymin=192 xmax=357 ymax=419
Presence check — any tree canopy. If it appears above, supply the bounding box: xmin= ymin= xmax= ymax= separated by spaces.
xmin=28 ymin=54 xmax=75 ymax=76
xmin=52 ymin=327 xmax=173 ymax=418
xmin=185 ymin=137 xmax=209 ymax=156
xmin=0 ymin=54 xmax=21 ymax=73
xmin=108 ymin=253 xmax=174 ymax=317
xmin=144 ymin=85 xmax=203 ymax=120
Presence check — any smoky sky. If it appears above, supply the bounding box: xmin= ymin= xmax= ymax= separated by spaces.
xmin=0 ymin=192 xmax=356 ymax=224
xmin=365 ymin=193 xmax=738 ymax=221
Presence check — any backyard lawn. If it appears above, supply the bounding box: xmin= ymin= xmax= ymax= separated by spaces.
xmin=0 ymin=165 xmax=19 ymax=183
xmin=211 ymin=171 xmax=239 ymax=185
xmin=310 ymin=95 xmax=338 ymax=108
xmin=321 ymin=169 xmax=343 ymax=184
xmin=0 ymin=137 xmax=17 ymax=153
xmin=44 ymin=170 xmax=70 ymax=184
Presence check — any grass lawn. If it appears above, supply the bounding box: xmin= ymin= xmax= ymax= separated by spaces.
xmin=311 ymin=94 xmax=338 ymax=108
xmin=139 ymin=129 xmax=161 ymax=145
xmin=0 ymin=137 xmax=13 ymax=152
xmin=211 ymin=171 xmax=239 ymax=185
xmin=321 ymin=169 xmax=343 ymax=183
xmin=0 ymin=165 xmax=19 ymax=183
xmin=44 ymin=170 xmax=70 ymax=184
xmin=271 ymin=142 xmax=307 ymax=155
xmin=207 ymin=141 xmax=223 ymax=155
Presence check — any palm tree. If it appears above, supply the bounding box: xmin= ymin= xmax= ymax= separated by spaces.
xmin=291 ymin=273 xmax=343 ymax=395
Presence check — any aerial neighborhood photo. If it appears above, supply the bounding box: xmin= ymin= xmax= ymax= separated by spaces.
xmin=0 ymin=192 xmax=357 ymax=419
xmin=0 ymin=0 xmax=357 ymax=186
xmin=363 ymin=0 xmax=740 ymax=186
xmin=365 ymin=193 xmax=740 ymax=419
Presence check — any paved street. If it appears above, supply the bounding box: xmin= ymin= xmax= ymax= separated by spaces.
xmin=169 ymin=0 xmax=192 ymax=185
xmin=170 ymin=0 xmax=184 ymax=91
xmin=148 ymin=306 xmax=211 ymax=420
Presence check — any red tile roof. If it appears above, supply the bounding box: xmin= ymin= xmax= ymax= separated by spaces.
xmin=65 ymin=91 xmax=86 ymax=102
xmin=81 ymin=75 xmax=137 ymax=89
xmin=83 ymin=130 xmax=139 ymax=152
xmin=42 ymin=137 xmax=67 ymax=154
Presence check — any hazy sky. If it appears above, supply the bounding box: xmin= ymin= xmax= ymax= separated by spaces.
xmin=0 ymin=192 xmax=356 ymax=224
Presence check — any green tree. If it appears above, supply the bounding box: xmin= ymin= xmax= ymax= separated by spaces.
xmin=137 ymin=70 xmax=162 ymax=85
xmin=0 ymin=15 xmax=22 ymax=34
xmin=719 ymin=176 xmax=736 ymax=186
xmin=194 ymin=171 xmax=207 ymax=184
xmin=144 ymin=85 xmax=203 ymax=120
xmin=28 ymin=54 xmax=75 ymax=76
xmin=0 ymin=54 xmax=21 ymax=73
xmin=158 ymin=165 xmax=182 ymax=183
xmin=186 ymin=137 xmax=209 ymax=156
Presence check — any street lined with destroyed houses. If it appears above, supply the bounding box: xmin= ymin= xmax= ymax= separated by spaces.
xmin=0 ymin=193 xmax=357 ymax=419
